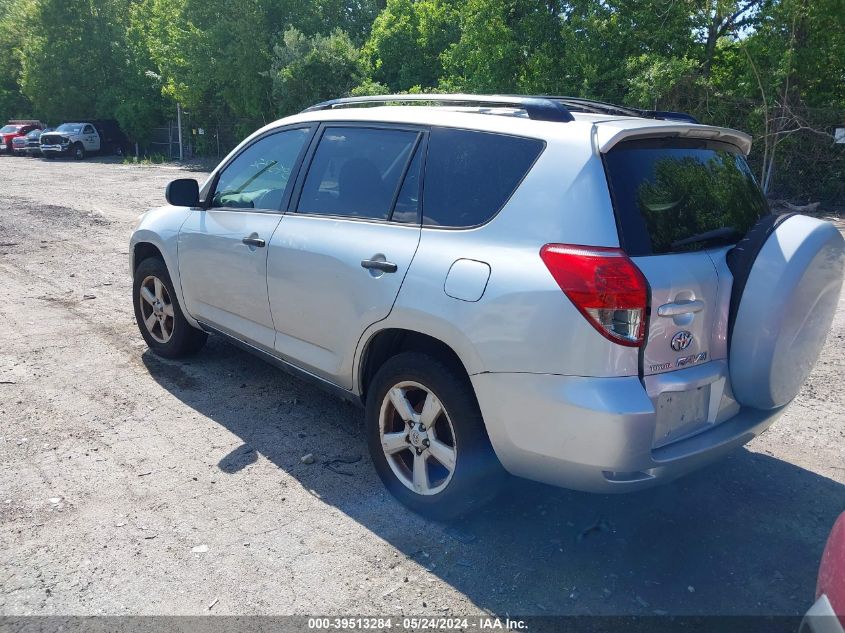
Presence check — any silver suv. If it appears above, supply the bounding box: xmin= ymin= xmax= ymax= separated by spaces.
xmin=130 ymin=94 xmax=844 ymax=518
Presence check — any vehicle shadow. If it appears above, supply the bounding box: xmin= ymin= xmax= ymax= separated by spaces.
xmin=141 ymin=337 xmax=843 ymax=617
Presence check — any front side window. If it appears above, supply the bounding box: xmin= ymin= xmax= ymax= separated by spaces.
xmin=83 ymin=125 xmax=95 ymax=134
xmin=297 ymin=127 xmax=419 ymax=220
xmin=422 ymin=128 xmax=544 ymax=228
xmin=211 ymin=127 xmax=311 ymax=211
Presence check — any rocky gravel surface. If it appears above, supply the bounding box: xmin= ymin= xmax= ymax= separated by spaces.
xmin=0 ymin=155 xmax=843 ymax=617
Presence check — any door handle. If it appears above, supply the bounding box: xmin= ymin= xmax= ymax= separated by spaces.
xmin=242 ymin=236 xmax=266 ymax=248
xmin=657 ymin=299 xmax=704 ymax=317
xmin=361 ymin=259 xmax=398 ymax=273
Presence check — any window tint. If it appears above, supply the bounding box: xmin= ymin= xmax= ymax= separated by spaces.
xmin=298 ymin=127 xmax=419 ymax=220
xmin=604 ymin=139 xmax=769 ymax=255
xmin=211 ymin=127 xmax=311 ymax=211
xmin=391 ymin=143 xmax=423 ymax=224
xmin=422 ymin=128 xmax=543 ymax=227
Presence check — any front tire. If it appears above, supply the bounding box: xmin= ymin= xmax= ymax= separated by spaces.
xmin=366 ymin=352 xmax=504 ymax=520
xmin=72 ymin=143 xmax=85 ymax=160
xmin=133 ymin=257 xmax=207 ymax=358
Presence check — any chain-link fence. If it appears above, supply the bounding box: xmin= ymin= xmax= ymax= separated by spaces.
xmin=139 ymin=116 xmax=256 ymax=162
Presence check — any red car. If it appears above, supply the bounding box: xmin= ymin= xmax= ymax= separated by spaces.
xmin=0 ymin=120 xmax=43 ymax=155
xmin=802 ymin=512 xmax=845 ymax=633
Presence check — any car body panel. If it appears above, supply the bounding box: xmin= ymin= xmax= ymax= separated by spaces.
xmin=473 ymin=368 xmax=783 ymax=491
xmin=178 ymin=208 xmax=283 ymax=350
xmin=267 ymin=215 xmax=421 ymax=388
xmin=130 ymin=206 xmax=196 ymax=327
xmin=635 ymin=250 xmax=723 ymax=377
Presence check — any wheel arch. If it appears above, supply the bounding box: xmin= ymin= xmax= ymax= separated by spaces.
xmin=132 ymin=241 xmax=164 ymax=271
xmin=356 ymin=326 xmax=480 ymax=405
xmin=130 ymin=211 xmax=197 ymax=327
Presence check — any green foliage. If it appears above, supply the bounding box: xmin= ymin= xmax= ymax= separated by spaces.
xmin=363 ymin=0 xmax=459 ymax=91
xmin=271 ymin=27 xmax=364 ymax=116
xmin=0 ymin=0 xmax=839 ymax=200
xmin=0 ymin=0 xmax=32 ymax=119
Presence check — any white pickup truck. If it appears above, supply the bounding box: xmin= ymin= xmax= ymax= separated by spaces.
xmin=40 ymin=120 xmax=127 ymax=159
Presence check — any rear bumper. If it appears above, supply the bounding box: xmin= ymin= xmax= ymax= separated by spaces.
xmin=472 ymin=365 xmax=785 ymax=492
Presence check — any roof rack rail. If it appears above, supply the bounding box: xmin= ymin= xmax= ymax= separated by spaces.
xmin=302 ymin=93 xmax=575 ymax=123
xmin=539 ymin=96 xmax=699 ymax=124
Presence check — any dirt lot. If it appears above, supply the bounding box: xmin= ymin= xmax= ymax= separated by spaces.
xmin=0 ymin=155 xmax=843 ymax=618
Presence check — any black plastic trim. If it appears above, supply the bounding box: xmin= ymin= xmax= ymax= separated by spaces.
xmin=303 ymin=93 xmax=575 ymax=123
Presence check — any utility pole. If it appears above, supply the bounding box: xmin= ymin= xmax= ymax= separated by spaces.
xmin=177 ymin=102 xmax=184 ymax=161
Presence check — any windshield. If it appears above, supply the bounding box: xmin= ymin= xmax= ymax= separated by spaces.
xmin=56 ymin=124 xmax=83 ymax=134
xmin=604 ymin=139 xmax=769 ymax=256
xmin=26 ymin=130 xmax=42 ymax=139
xmin=0 ymin=125 xmax=20 ymax=134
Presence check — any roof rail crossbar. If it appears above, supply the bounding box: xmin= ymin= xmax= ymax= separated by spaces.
xmin=302 ymin=93 xmax=575 ymax=123
xmin=541 ymin=96 xmax=699 ymax=124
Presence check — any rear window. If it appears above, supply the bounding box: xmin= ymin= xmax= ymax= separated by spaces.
xmin=604 ymin=139 xmax=769 ymax=256
xmin=422 ymin=128 xmax=544 ymax=228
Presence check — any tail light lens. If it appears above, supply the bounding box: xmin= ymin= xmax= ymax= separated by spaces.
xmin=540 ymin=243 xmax=648 ymax=347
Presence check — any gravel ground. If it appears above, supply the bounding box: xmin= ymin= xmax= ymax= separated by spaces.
xmin=0 ymin=154 xmax=843 ymax=618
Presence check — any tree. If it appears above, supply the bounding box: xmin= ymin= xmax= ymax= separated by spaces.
xmin=271 ymin=27 xmax=364 ymax=115
xmin=363 ymin=0 xmax=459 ymax=92
xmin=19 ymin=0 xmax=130 ymax=122
xmin=0 ymin=0 xmax=32 ymax=119
xmin=440 ymin=0 xmax=567 ymax=93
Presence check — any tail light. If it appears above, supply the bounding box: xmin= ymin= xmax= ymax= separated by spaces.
xmin=540 ymin=243 xmax=648 ymax=347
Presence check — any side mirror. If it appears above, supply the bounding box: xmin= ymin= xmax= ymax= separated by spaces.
xmin=165 ymin=178 xmax=199 ymax=207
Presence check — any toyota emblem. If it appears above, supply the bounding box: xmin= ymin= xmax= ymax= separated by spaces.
xmin=671 ymin=330 xmax=693 ymax=351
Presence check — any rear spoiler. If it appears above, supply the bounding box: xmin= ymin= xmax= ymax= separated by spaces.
xmin=594 ymin=120 xmax=752 ymax=155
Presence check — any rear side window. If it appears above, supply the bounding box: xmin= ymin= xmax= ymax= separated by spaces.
xmin=422 ymin=128 xmax=544 ymax=227
xmin=298 ymin=127 xmax=419 ymax=220
xmin=604 ymin=139 xmax=769 ymax=256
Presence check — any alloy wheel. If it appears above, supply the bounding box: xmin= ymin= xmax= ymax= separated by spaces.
xmin=139 ymin=275 xmax=175 ymax=343
xmin=379 ymin=380 xmax=458 ymax=496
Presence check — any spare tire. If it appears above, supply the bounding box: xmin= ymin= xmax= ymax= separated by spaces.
xmin=728 ymin=214 xmax=844 ymax=410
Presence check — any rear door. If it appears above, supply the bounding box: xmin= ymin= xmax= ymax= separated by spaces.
xmin=266 ymin=124 xmax=424 ymax=388
xmin=603 ymin=138 xmax=769 ymax=441
xmin=178 ymin=125 xmax=313 ymax=349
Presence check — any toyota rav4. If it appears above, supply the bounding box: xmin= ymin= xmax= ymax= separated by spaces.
xmin=129 ymin=94 xmax=844 ymax=518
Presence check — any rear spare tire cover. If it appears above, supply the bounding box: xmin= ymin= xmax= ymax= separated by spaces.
xmin=729 ymin=214 xmax=844 ymax=410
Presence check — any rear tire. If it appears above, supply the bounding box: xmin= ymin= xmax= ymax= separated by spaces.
xmin=365 ymin=352 xmax=504 ymax=520
xmin=133 ymin=256 xmax=207 ymax=358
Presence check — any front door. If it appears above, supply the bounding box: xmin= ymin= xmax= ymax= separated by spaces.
xmin=267 ymin=125 xmax=425 ymax=387
xmin=82 ymin=125 xmax=99 ymax=151
xmin=178 ymin=126 xmax=313 ymax=349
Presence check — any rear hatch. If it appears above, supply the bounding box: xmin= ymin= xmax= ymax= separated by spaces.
xmin=602 ymin=136 xmax=769 ymax=444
